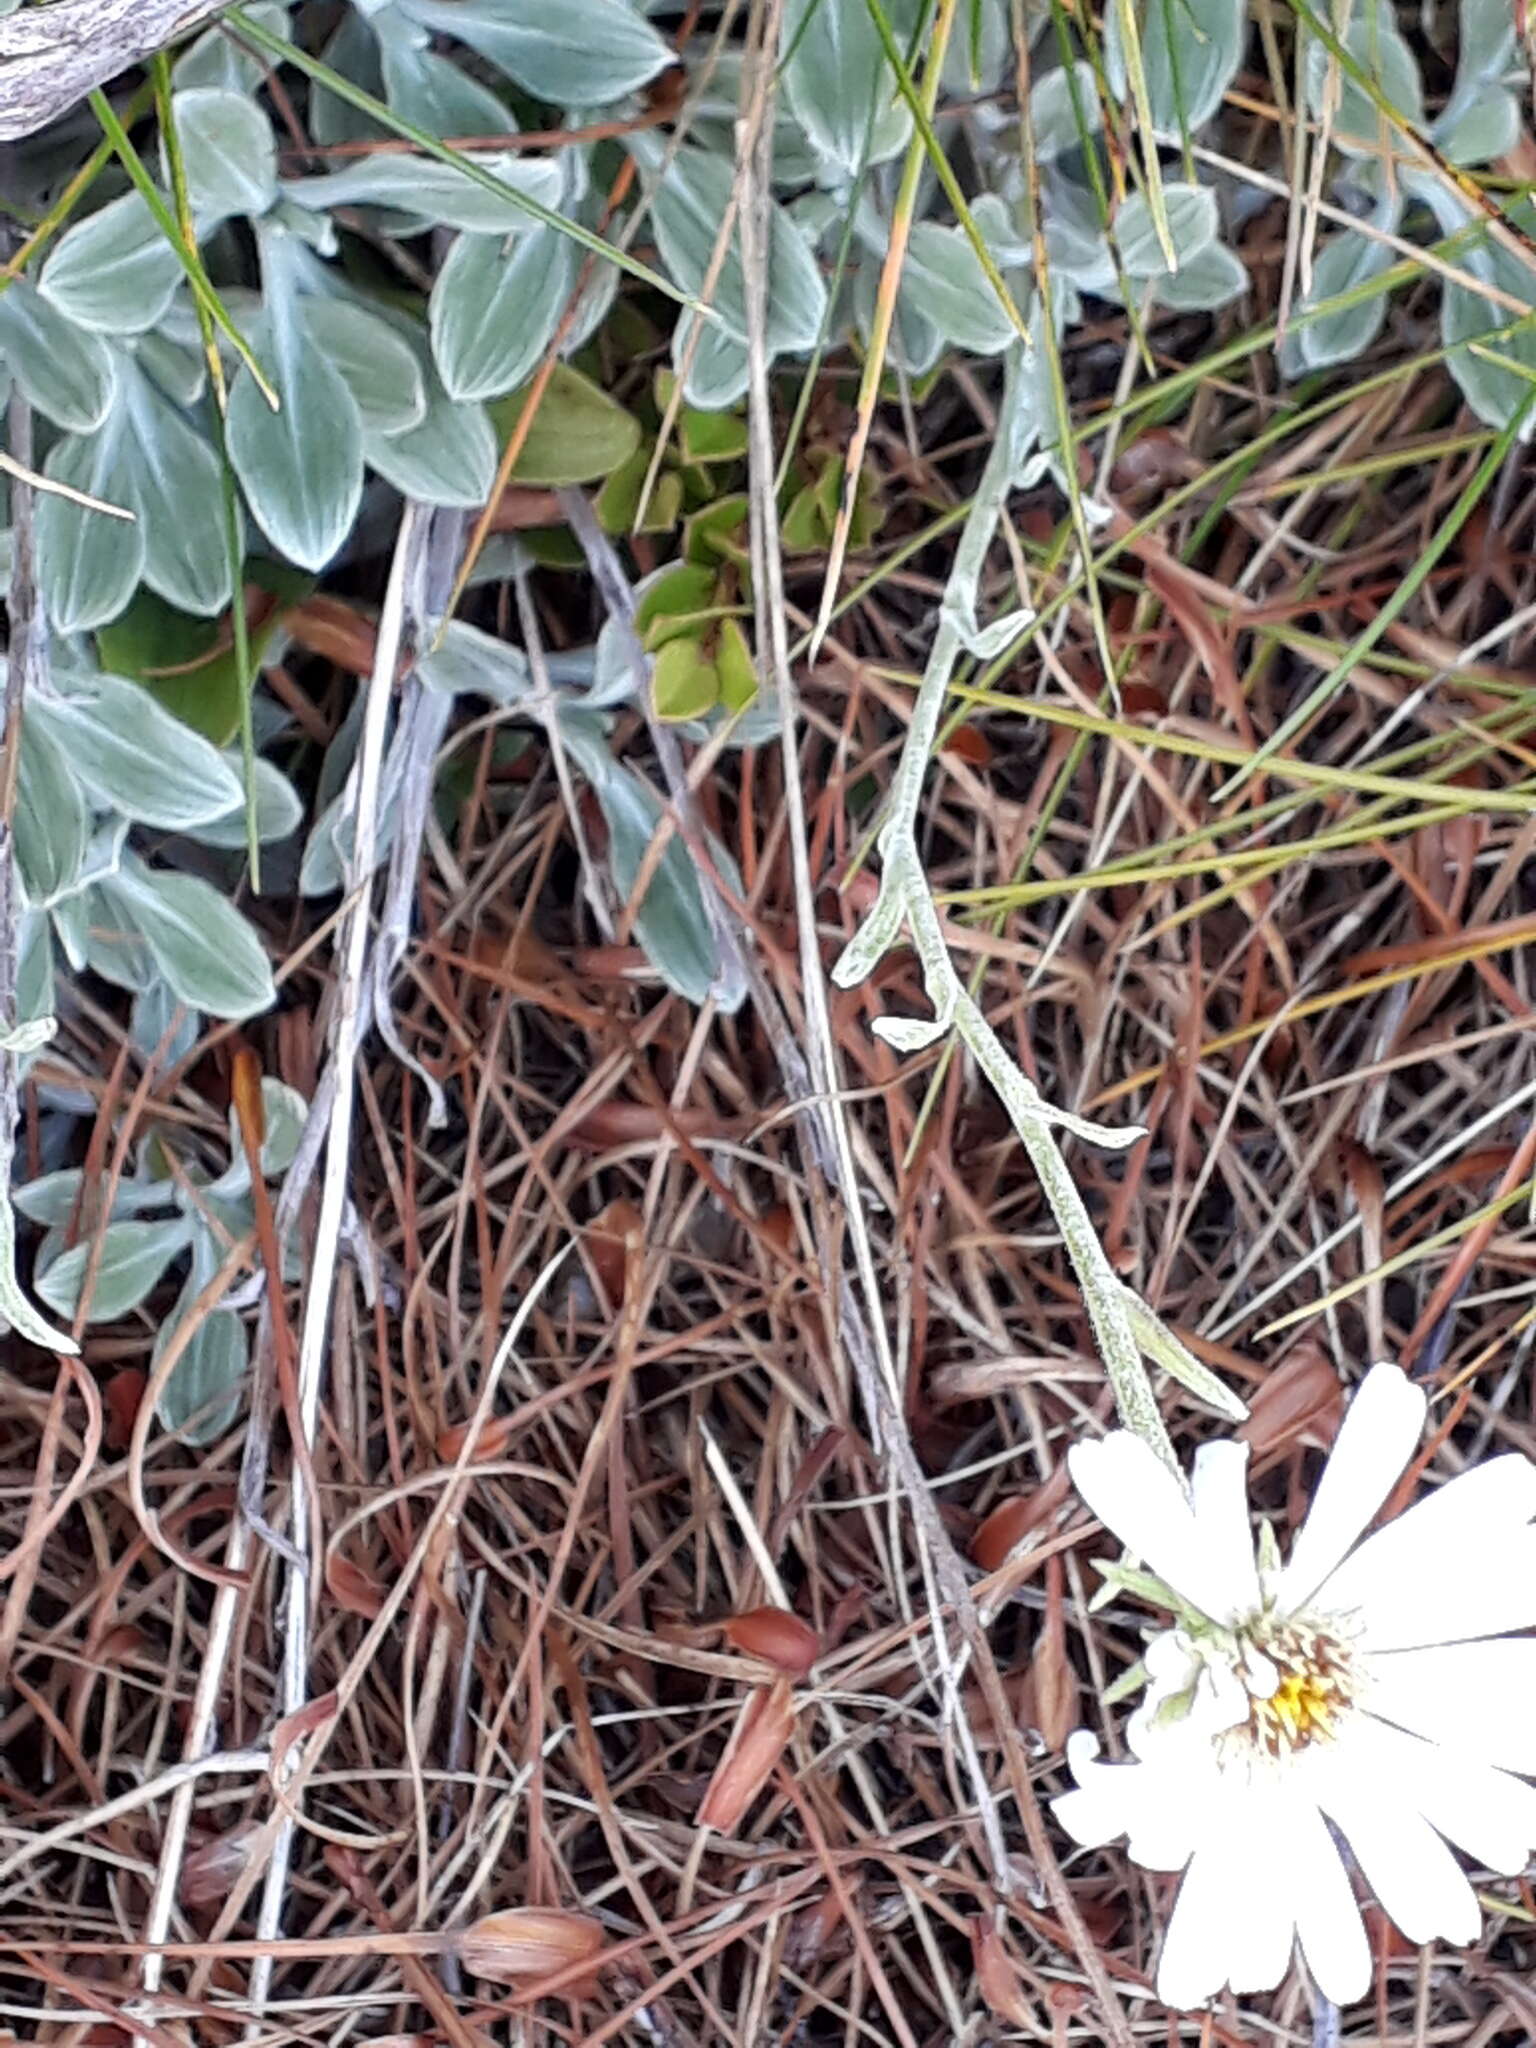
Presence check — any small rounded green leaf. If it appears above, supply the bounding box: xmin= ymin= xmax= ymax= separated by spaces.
xmin=30 ymin=671 xmax=244 ymax=829
xmin=39 ymin=191 xmax=184 ymax=335
xmin=430 ymin=225 xmax=574 ymax=401
xmin=1153 ymin=238 xmax=1248 ymax=311
xmin=652 ymin=635 xmax=719 ymax=720
xmin=400 ymin=0 xmax=672 ymax=104
xmin=228 ymin=295 xmax=364 ymax=571
xmin=122 ymin=365 xmax=232 ymax=617
xmin=301 ymin=297 xmax=426 ymax=434
xmin=1304 ymin=13 xmax=1424 ymax=156
xmin=1106 ymin=0 xmax=1246 ymax=132
xmin=1296 ymin=227 xmax=1394 ymax=369
xmin=1114 ymin=183 xmax=1218 ymax=277
xmin=781 ymin=0 xmax=910 ymax=177
xmin=15 ymin=716 xmax=91 ymax=906
xmin=486 ymin=361 xmax=642 ymax=483
xmin=35 ymin=421 xmax=145 ymax=634
xmin=35 ymin=1216 xmax=192 ymax=1321
xmin=0 ymin=278 xmax=117 ymax=432
xmin=903 ymin=222 xmax=1018 ymax=354
xmin=156 ymin=1304 xmax=248 ymax=1442
xmin=171 ymin=87 xmax=278 ymax=222
xmin=104 ymin=859 xmax=276 ymax=1020
xmin=364 ymin=374 xmax=498 ymax=506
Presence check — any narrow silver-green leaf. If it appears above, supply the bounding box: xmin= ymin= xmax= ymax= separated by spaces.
xmin=399 ymin=0 xmax=671 ymax=104
xmin=35 ymin=420 xmax=145 ymax=634
xmin=430 ymin=225 xmax=574 ymax=401
xmin=39 ymin=191 xmax=185 ymax=335
xmin=121 ymin=364 xmax=233 ymax=616
xmin=104 ymin=858 xmax=276 ymax=1020
xmin=35 ymin=1216 xmax=193 ymax=1321
xmin=15 ymin=715 xmax=91 ymax=907
xmin=301 ymin=296 xmax=426 ymax=434
xmin=31 ymin=672 xmax=244 ymax=830
xmin=170 ymin=86 xmax=278 ymax=222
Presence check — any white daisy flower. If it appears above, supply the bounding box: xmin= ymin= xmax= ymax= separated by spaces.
xmin=1053 ymin=1361 xmax=1536 ymax=2010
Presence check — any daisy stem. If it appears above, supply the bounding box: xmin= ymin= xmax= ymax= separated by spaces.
xmin=831 ymin=343 xmax=1213 ymax=1475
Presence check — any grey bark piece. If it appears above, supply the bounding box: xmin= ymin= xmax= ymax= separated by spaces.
xmin=0 ymin=1 xmax=221 ymax=141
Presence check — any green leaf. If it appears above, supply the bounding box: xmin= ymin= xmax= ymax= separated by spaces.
xmin=1434 ymin=85 xmax=1520 ymax=165
xmin=486 ymin=360 xmax=642 ymax=483
xmin=13 ymin=1168 xmax=176 ymax=1229
xmin=642 ymin=141 xmax=827 ymax=352
xmin=103 ymin=857 xmax=276 ymax=1019
xmin=187 ymin=759 xmax=304 ymax=848
xmin=170 ymin=87 xmax=278 ymax=222
xmin=1152 ymin=238 xmax=1248 ymax=310
xmin=35 ymin=1216 xmax=192 ymax=1321
xmin=363 ymin=369 xmax=497 ymax=506
xmin=35 ymin=419 xmax=145 ymax=634
xmin=671 ymin=312 xmax=753 ymax=409
xmin=1303 ymin=8 xmax=1424 ymax=156
xmin=416 ymin=618 xmax=533 ymax=703
xmin=15 ymin=716 xmax=91 ymax=907
xmin=781 ymin=0 xmax=910 ymax=177
xmin=635 ymin=561 xmax=717 ymax=644
xmin=376 ymin=11 xmax=520 ymax=135
xmin=903 ymin=221 xmax=1018 ymax=354
xmin=301 ymin=296 xmax=426 ymax=434
xmin=228 ymin=246 xmax=364 ymax=571
xmin=175 ymin=1 xmax=292 ymax=92
xmin=157 ymin=1301 xmax=248 ymax=1442
xmin=652 ymin=635 xmax=719 ymax=720
xmin=0 ymin=278 xmax=117 ymax=432
xmin=588 ymin=754 xmax=719 ymax=1003
xmin=31 ymin=670 xmax=244 ymax=829
xmin=1105 ymin=0 xmax=1246 ymax=131
xmin=280 ymin=151 xmax=564 ymax=236
xmin=39 ymin=190 xmax=185 ymax=334
xmin=1443 ymin=230 xmax=1536 ymax=435
xmin=1114 ymin=182 xmax=1218 ymax=276
xmin=430 ymin=224 xmax=574 ymax=402
xmin=95 ymin=572 xmax=303 ymax=745
xmin=1029 ymin=61 xmax=1104 ymax=159
xmin=121 ymin=363 xmax=232 ymax=617
xmin=715 ymin=614 xmax=758 ymax=711
xmin=1296 ymin=227 xmax=1395 ymax=369
xmin=400 ymin=0 xmax=672 ymax=104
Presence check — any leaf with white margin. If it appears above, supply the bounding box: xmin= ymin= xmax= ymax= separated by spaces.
xmin=39 ymin=191 xmax=184 ymax=335
xmin=1153 ymin=239 xmax=1248 ymax=311
xmin=174 ymin=0 xmax=292 ymax=92
xmin=170 ymin=87 xmax=278 ymax=223
xmin=399 ymin=0 xmax=671 ymax=104
xmin=781 ymin=0 xmax=910 ymax=179
xmin=430 ymin=224 xmax=574 ymax=401
xmin=1296 ymin=224 xmax=1396 ymax=370
xmin=301 ymin=296 xmax=426 ymax=434
xmin=1106 ymin=0 xmax=1246 ymax=132
xmin=30 ymin=671 xmax=243 ymax=830
xmin=1114 ymin=183 xmax=1218 ymax=277
xmin=643 ymin=140 xmax=826 ymax=352
xmin=186 ymin=758 xmax=305 ymax=849
xmin=14 ymin=715 xmax=90 ymax=908
xmin=0 ymin=278 xmax=117 ymax=432
xmin=903 ymin=221 xmax=1018 ymax=355
xmin=121 ymin=361 xmax=232 ymax=617
xmin=102 ymin=857 xmax=276 ymax=1020
xmin=1304 ymin=11 xmax=1424 ymax=157
xmin=34 ymin=420 xmax=144 ymax=634
xmin=280 ymin=151 xmax=564 ymax=236
xmin=375 ymin=7 xmax=520 ymax=135
xmin=228 ymin=237 xmax=364 ymax=571
xmin=35 ymin=1215 xmax=193 ymax=1321
xmin=363 ymin=369 xmax=498 ymax=506
xmin=417 ymin=619 xmax=533 ymax=704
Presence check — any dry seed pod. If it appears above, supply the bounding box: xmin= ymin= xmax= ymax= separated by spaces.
xmin=697 ymin=1676 xmax=796 ymax=1833
xmin=721 ymin=1605 xmax=820 ymax=1679
xmin=455 ymin=1907 xmax=606 ymax=1992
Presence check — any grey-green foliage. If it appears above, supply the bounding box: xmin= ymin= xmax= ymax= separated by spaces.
xmin=17 ymin=1076 xmax=307 ymax=1440
xmin=0 ymin=0 xmax=1528 ymax=1064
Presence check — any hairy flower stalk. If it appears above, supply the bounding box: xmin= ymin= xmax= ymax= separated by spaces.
xmin=1055 ymin=1363 xmax=1536 ymax=2007
xmin=830 ymin=343 xmax=1241 ymax=1464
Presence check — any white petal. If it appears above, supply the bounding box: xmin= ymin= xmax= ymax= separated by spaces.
xmin=1053 ymin=1730 xmax=1204 ymax=1872
xmin=1307 ymin=1726 xmax=1481 ymax=1947
xmin=1222 ymin=1777 xmax=1306 ymax=1994
xmin=1275 ymin=1363 xmax=1425 ymax=1615
xmin=1156 ymin=1813 xmax=1253 ymax=2009
xmin=1365 ymin=1636 xmax=1536 ymax=1775
xmin=1190 ymin=1441 xmax=1261 ymax=1614
xmin=1069 ymin=1431 xmax=1254 ymax=1624
xmin=1322 ymin=1455 xmax=1536 ymax=1650
xmin=1291 ymin=1804 xmax=1371 ymax=2006
xmin=1342 ymin=1711 xmax=1536 ymax=1876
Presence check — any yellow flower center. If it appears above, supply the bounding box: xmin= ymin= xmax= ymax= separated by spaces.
xmin=1241 ymin=1618 xmax=1356 ymax=1759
